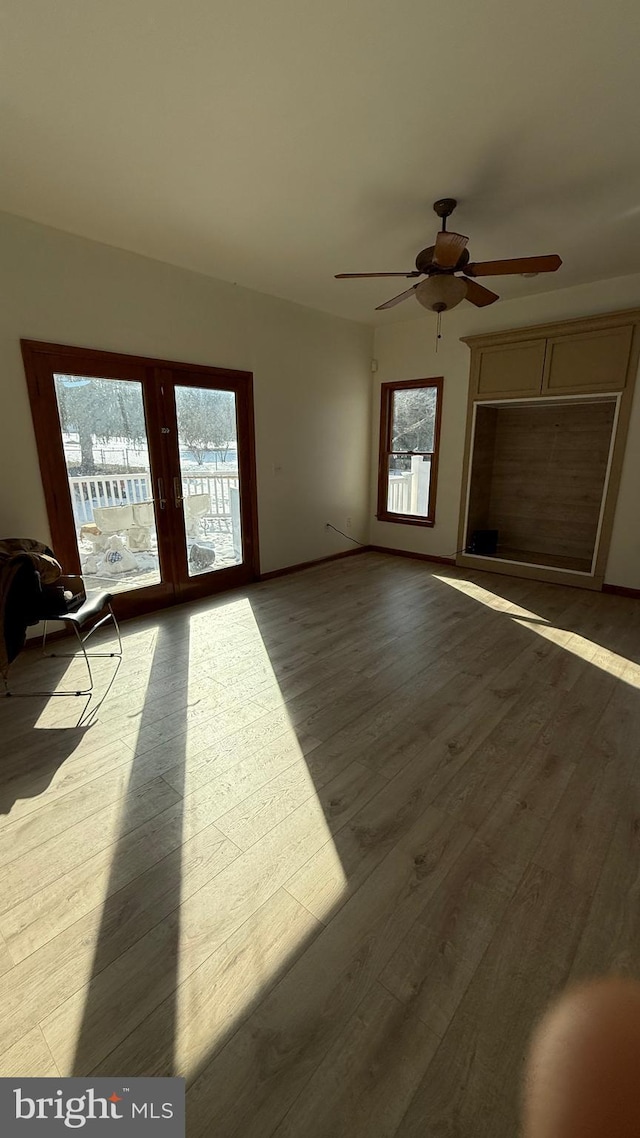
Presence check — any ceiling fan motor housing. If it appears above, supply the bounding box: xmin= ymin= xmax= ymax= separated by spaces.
xmin=415 ymin=245 xmax=470 ymax=274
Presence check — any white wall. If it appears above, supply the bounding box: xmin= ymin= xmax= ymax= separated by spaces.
xmin=371 ymin=274 xmax=640 ymax=590
xmin=5 ymin=209 xmax=639 ymax=590
xmin=0 ymin=212 xmax=372 ymax=575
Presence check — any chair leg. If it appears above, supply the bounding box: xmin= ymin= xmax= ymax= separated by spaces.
xmin=5 ymin=626 xmax=94 ymax=698
xmin=7 ymin=602 xmax=120 ymax=699
xmin=109 ymin=604 xmax=123 ymax=657
xmin=76 ymin=605 xmax=122 ymax=658
xmin=73 ymin=622 xmax=94 ymax=695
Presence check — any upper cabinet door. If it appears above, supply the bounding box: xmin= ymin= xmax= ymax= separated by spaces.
xmin=473 ymin=339 xmax=546 ymax=399
xmin=542 ymin=325 xmax=633 ymax=394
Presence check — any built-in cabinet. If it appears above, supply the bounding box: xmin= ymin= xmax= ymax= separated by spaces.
xmin=474 ymin=340 xmax=546 ymax=398
xmin=472 ymin=320 xmax=634 ymax=401
xmin=458 ymin=308 xmax=640 ymax=589
xmin=541 ymin=325 xmax=633 ymax=394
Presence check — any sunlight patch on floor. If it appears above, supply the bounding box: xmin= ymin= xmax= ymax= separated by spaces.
xmin=433 ymin=574 xmax=550 ymax=623
xmin=511 ymin=617 xmax=640 ymax=684
xmin=169 ymin=599 xmax=346 ymax=1078
xmin=434 ymin=574 xmax=639 ymax=686
xmin=172 ymin=889 xmax=322 ymax=1081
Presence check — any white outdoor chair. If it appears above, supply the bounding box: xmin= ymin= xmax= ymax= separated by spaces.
xmin=132 ymin=501 xmax=155 ymax=527
xmin=90 ymin=503 xmax=136 ymax=558
xmin=93 ymin=503 xmax=135 ymax=541
xmin=184 ymin=493 xmax=211 ymax=537
xmin=130 ymin=501 xmax=155 ymax=552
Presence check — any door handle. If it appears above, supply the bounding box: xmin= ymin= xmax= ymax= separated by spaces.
xmin=157 ymin=478 xmax=166 ymax=510
xmin=173 ymin=476 xmax=184 ymax=509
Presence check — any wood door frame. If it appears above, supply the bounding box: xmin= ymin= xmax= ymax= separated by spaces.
xmin=21 ymin=340 xmax=260 ymax=618
xmin=160 ymin=365 xmax=261 ymax=603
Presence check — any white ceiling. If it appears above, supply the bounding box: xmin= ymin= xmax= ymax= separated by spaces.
xmin=2 ymin=0 xmax=640 ymax=324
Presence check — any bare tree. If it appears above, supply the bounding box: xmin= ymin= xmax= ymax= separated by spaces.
xmin=175 ymin=388 xmax=236 ymax=466
xmin=391 ymin=387 xmax=437 ymax=452
xmin=54 ymin=375 xmax=146 ymax=473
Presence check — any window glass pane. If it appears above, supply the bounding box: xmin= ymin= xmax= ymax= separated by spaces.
xmin=391 ymin=386 xmax=437 ymax=452
xmin=54 ymin=373 xmax=161 ymax=594
xmin=387 ymin=453 xmax=432 ymax=517
xmin=174 ymin=385 xmax=243 ymax=577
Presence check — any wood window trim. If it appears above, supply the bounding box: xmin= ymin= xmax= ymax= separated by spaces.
xmin=376 ymin=376 xmax=443 ymax=527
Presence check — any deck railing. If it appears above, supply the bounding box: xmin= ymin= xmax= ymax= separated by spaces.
xmin=182 ymin=474 xmax=239 ymax=521
xmin=68 ymin=475 xmax=151 ymax=525
xmin=68 ymin=471 xmax=240 ymax=527
xmin=387 ymin=473 xmax=413 ymax=514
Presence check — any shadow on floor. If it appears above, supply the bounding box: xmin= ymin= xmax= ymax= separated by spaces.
xmin=0 ymin=646 xmax=122 ymax=815
xmin=71 ymin=623 xmax=188 ymax=1075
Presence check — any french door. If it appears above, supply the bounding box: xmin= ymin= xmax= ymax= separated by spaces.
xmin=21 ymin=341 xmax=260 ymax=619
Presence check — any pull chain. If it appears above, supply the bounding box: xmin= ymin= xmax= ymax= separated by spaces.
xmin=435 ymin=309 xmax=442 ymax=352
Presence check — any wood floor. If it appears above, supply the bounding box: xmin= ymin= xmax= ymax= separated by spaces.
xmin=1 ymin=551 xmax=639 ymax=1136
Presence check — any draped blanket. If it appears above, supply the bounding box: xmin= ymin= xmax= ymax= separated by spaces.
xmin=0 ymin=539 xmax=62 ymax=678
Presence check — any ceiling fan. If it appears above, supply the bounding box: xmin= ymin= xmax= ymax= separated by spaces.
xmin=335 ymin=198 xmax=562 ymax=312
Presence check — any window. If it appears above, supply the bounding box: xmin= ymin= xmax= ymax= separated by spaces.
xmin=377 ymin=377 xmax=443 ymax=526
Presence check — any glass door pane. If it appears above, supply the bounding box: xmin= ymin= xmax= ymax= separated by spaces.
xmin=53 ymin=373 xmax=162 ymax=594
xmin=174 ymin=385 xmax=243 ymax=577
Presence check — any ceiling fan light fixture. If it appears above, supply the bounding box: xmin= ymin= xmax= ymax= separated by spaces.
xmin=415 ymin=275 xmax=467 ymax=312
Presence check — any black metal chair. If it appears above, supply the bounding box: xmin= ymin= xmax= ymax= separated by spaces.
xmin=4 ymin=574 xmax=122 ymax=698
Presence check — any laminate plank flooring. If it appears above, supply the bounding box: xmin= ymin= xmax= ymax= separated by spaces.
xmin=0 ymin=551 xmax=639 ymax=1137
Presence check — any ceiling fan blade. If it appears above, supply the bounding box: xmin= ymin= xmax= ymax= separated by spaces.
xmin=465 ymin=254 xmax=562 ymax=277
xmin=433 ymin=231 xmax=469 ymax=268
xmin=463 ymin=278 xmax=499 ymax=307
xmin=335 ymin=271 xmax=420 ymax=279
xmin=375 ymin=285 xmax=418 ymax=311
